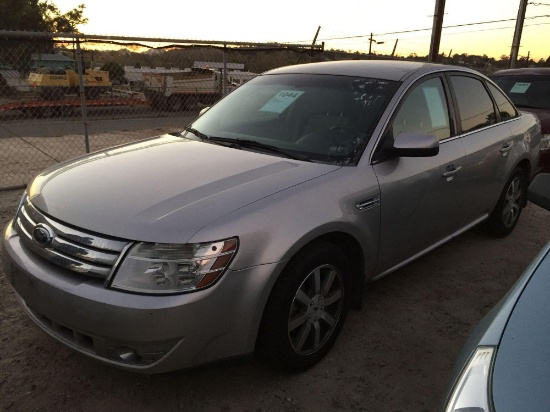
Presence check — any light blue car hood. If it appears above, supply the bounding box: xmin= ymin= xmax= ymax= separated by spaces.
xmin=28 ymin=135 xmax=339 ymax=243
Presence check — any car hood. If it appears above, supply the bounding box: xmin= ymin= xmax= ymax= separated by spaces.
xmin=27 ymin=135 xmax=340 ymax=243
xmin=519 ymin=108 xmax=550 ymax=134
xmin=491 ymin=244 xmax=550 ymax=412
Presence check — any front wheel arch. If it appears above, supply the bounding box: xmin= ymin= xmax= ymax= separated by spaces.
xmin=255 ymin=237 xmax=363 ymax=371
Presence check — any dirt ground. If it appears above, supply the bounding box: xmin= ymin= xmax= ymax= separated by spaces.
xmin=1 ymin=172 xmax=549 ymax=412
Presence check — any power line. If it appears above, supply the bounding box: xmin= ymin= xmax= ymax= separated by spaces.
xmin=374 ymin=14 xmax=549 ymax=37
xmin=288 ymin=14 xmax=550 ymax=43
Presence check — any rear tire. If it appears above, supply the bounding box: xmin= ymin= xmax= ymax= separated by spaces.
xmin=484 ymin=167 xmax=526 ymax=237
xmin=167 ymin=96 xmax=183 ymax=111
xmin=257 ymin=241 xmax=350 ymax=371
xmin=184 ymin=96 xmax=199 ymax=111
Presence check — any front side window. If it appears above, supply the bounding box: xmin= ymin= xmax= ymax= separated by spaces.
xmin=386 ymin=76 xmax=451 ymax=141
xmin=451 ymin=75 xmax=496 ymax=133
xmin=188 ymin=73 xmax=400 ymax=165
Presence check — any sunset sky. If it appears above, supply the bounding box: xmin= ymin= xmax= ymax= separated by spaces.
xmin=53 ymin=0 xmax=549 ymax=61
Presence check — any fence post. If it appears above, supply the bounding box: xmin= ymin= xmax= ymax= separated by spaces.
xmin=75 ymin=38 xmax=90 ymax=153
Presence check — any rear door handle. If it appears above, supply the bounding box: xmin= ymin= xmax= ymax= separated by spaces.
xmin=500 ymin=142 xmax=513 ymax=154
xmin=443 ymin=165 xmax=463 ymax=177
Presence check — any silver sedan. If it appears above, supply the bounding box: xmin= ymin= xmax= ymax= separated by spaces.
xmin=2 ymin=60 xmax=542 ymax=373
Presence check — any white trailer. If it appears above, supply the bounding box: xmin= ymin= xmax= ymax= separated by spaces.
xmin=142 ymin=68 xmax=226 ymax=111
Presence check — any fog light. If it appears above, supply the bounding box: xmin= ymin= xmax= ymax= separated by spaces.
xmin=114 ymin=346 xmax=141 ymax=363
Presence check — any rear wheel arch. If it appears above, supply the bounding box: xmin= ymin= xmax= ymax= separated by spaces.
xmin=485 ymin=164 xmax=528 ymax=237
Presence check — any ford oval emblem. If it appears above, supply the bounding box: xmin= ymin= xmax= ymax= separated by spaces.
xmin=32 ymin=224 xmax=55 ymax=247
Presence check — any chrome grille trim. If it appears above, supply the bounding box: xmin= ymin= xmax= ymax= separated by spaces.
xmin=23 ymin=202 xmax=127 ymax=252
xmin=15 ymin=198 xmax=130 ymax=279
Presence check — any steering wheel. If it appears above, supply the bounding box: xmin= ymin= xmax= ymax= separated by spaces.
xmin=328 ymin=125 xmax=362 ymax=143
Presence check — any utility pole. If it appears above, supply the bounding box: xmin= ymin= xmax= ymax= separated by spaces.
xmin=368 ymin=33 xmax=384 ymax=58
xmin=428 ymin=0 xmax=446 ymax=62
xmin=510 ymin=0 xmax=528 ymax=68
xmin=391 ymin=39 xmax=399 ymax=57
xmin=311 ymin=26 xmax=321 ymax=59
xmin=311 ymin=26 xmax=321 ymax=47
xmin=368 ymin=33 xmax=374 ymax=55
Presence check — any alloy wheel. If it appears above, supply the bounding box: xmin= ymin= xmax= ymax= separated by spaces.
xmin=287 ymin=264 xmax=344 ymax=355
xmin=502 ymin=176 xmax=523 ymax=228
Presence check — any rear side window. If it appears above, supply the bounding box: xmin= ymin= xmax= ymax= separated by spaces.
xmin=487 ymin=83 xmax=518 ymax=120
xmin=451 ymin=75 xmax=496 ymax=133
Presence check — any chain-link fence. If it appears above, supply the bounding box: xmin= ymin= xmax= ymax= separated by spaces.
xmin=0 ymin=31 xmax=325 ymax=190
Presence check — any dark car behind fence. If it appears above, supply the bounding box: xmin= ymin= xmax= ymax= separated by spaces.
xmin=0 ymin=30 xmax=324 ymax=190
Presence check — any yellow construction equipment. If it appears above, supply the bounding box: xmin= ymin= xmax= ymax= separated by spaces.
xmin=28 ymin=67 xmax=111 ymax=100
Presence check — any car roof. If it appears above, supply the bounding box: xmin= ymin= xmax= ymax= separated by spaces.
xmin=492 ymin=67 xmax=550 ymax=77
xmin=264 ymin=60 xmax=481 ymax=82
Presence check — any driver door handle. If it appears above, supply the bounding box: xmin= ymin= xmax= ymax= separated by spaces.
xmin=442 ymin=165 xmax=462 ymax=177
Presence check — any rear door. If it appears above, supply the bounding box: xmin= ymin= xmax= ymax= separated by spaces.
xmin=447 ymin=73 xmax=519 ymax=219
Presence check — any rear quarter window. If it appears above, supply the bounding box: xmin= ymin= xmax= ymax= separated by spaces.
xmin=487 ymin=83 xmax=518 ymax=120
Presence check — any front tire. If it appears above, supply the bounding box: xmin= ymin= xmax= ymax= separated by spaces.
xmin=257 ymin=241 xmax=350 ymax=371
xmin=485 ymin=167 xmax=526 ymax=237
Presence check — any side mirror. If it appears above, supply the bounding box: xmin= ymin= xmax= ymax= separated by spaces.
xmin=528 ymin=173 xmax=550 ymax=211
xmin=387 ymin=132 xmax=440 ymax=158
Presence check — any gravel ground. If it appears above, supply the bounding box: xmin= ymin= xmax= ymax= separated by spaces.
xmin=1 ymin=165 xmax=549 ymax=412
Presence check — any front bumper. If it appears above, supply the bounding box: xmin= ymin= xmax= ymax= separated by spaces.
xmin=2 ymin=221 xmax=277 ymax=373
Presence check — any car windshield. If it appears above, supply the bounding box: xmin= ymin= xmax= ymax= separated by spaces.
xmin=186 ymin=73 xmax=399 ymax=165
xmin=492 ymin=75 xmax=550 ymax=110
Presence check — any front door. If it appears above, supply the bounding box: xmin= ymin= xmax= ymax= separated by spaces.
xmin=372 ymin=75 xmax=469 ymax=276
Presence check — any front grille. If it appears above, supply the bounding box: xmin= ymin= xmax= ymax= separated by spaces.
xmin=14 ymin=198 xmax=130 ymax=279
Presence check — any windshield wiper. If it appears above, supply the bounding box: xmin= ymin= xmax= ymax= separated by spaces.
xmin=208 ymin=136 xmax=310 ymax=161
xmin=182 ymin=126 xmax=210 ymax=140
xmin=182 ymin=128 xmax=309 ymax=161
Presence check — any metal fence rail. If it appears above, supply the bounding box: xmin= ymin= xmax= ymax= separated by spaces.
xmin=0 ymin=30 xmax=324 ymax=189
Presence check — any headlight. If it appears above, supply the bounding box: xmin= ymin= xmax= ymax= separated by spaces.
xmin=541 ymin=134 xmax=550 ymax=151
xmin=111 ymin=237 xmax=238 ymax=294
xmin=12 ymin=191 xmax=27 ymax=229
xmin=445 ymin=347 xmax=494 ymax=412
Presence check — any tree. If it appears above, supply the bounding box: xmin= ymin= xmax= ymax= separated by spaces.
xmin=100 ymin=61 xmax=126 ymax=84
xmin=0 ymin=0 xmax=87 ymax=33
xmin=39 ymin=1 xmax=87 ymax=33
xmin=0 ymin=0 xmax=44 ymax=31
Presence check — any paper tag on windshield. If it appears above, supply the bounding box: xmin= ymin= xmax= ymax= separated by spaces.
xmin=510 ymin=82 xmax=531 ymax=94
xmin=260 ymin=90 xmax=305 ymax=113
